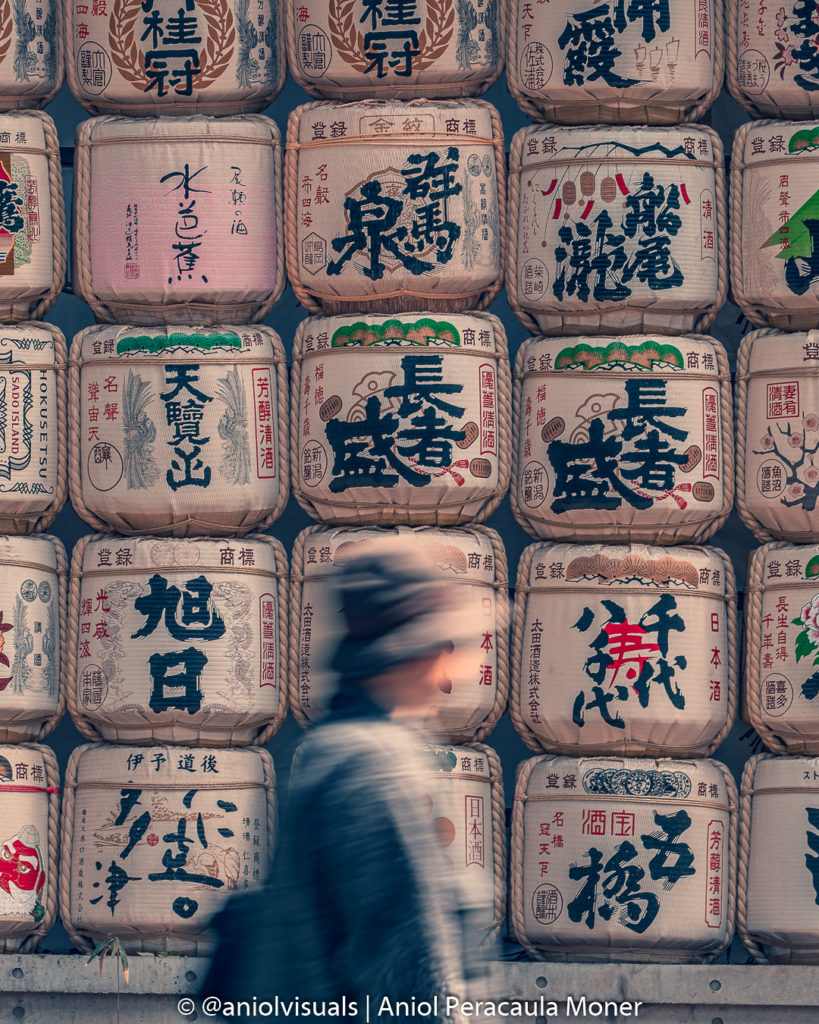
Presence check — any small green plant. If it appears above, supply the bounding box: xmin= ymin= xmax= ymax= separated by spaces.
xmin=86 ymin=935 xmax=129 ymax=1023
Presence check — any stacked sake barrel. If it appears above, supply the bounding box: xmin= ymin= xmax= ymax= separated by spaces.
xmin=735 ymin=330 xmax=819 ymax=961
xmin=724 ymin=2 xmax=819 ymax=962
xmin=59 ymin=14 xmax=291 ymax=951
xmin=59 ymin=330 xmax=286 ymax=954
xmin=283 ymin=15 xmax=509 ymax=940
xmin=503 ymin=1 xmax=739 ymax=963
xmin=0 ymin=9 xmax=68 ymax=952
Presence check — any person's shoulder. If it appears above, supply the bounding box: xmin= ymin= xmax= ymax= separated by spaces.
xmin=294 ymin=719 xmax=427 ymax=787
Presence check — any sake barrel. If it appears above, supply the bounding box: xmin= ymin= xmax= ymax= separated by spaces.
xmin=285 ymin=100 xmax=505 ymax=314
xmin=424 ymin=742 xmax=505 ymax=940
xmin=68 ymin=324 xmax=288 ymax=536
xmin=728 ymin=2 xmax=819 ymax=119
xmin=0 ymin=534 xmax=65 ymax=743
xmin=0 ymin=743 xmax=58 ymax=952
xmin=73 ymin=115 xmax=284 ymax=326
xmin=290 ymin=524 xmax=508 ymax=742
xmin=511 ymin=335 xmax=734 ymax=544
xmin=292 ymin=312 xmax=511 ymax=526
xmin=736 ymin=329 xmax=819 ymax=542
xmin=511 ymin=543 xmax=737 ymax=757
xmin=510 ymin=754 xmax=737 ymax=962
xmin=61 ymin=742 xmax=275 ymax=953
xmin=286 ymin=0 xmax=504 ymax=100
xmin=0 ymin=112 xmax=63 ymax=323
xmin=68 ymin=534 xmax=288 ymax=746
xmin=507 ymin=0 xmax=723 ymax=125
xmin=740 ymin=542 xmax=819 ymax=755
xmin=508 ymin=124 xmax=726 ymax=336
xmin=0 ymin=0 xmax=62 ymax=110
xmin=66 ymin=0 xmax=284 ymax=116
xmin=737 ymin=753 xmax=819 ymax=962
xmin=0 ymin=323 xmax=66 ymax=534
xmin=728 ymin=120 xmax=819 ymax=330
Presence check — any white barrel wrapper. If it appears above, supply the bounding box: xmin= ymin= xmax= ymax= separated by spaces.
xmin=0 ymin=534 xmax=65 ymax=743
xmin=730 ymin=120 xmax=819 ymax=330
xmin=0 ymin=742 xmax=58 ymax=952
xmin=65 ymin=0 xmax=284 ymax=115
xmin=424 ymin=741 xmax=505 ymax=940
xmin=286 ymin=0 xmax=504 ymax=99
xmin=511 ymin=335 xmax=734 ymax=544
xmin=0 ymin=323 xmax=65 ymax=534
xmin=68 ymin=534 xmax=288 ymax=746
xmin=740 ymin=753 xmax=819 ymax=963
xmin=512 ymin=542 xmax=736 ymax=757
xmin=0 ymin=0 xmax=62 ymax=110
xmin=728 ymin=2 xmax=819 ymax=118
xmin=61 ymin=742 xmax=275 ymax=953
xmin=69 ymin=324 xmax=288 ymax=537
xmin=73 ymin=115 xmax=284 ymax=326
xmin=507 ymin=0 xmax=722 ymax=125
xmin=0 ymin=111 xmax=63 ymax=323
xmin=290 ymin=524 xmax=508 ymax=742
xmin=508 ymin=124 xmax=725 ymax=336
xmin=510 ymin=754 xmax=736 ymax=962
xmin=285 ymin=100 xmax=505 ymax=314
xmin=742 ymin=542 xmax=819 ymax=755
xmin=291 ymin=312 xmax=510 ymax=526
xmin=737 ymin=329 xmax=819 ymax=542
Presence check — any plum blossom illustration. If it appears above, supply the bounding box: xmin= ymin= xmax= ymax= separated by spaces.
xmin=754 ymin=412 xmax=819 ymax=510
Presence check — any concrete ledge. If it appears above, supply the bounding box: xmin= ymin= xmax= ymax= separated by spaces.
xmin=1 ymin=957 xmax=818 ymax=1023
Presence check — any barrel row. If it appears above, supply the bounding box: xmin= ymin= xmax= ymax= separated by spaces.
xmin=3 ymin=107 xmax=819 ymax=338
xmin=15 ymin=317 xmax=819 ymax=548
xmin=9 ymin=741 xmax=819 ymax=967
xmin=0 ymin=3 xmax=815 ymax=126
xmin=21 ymin=527 xmax=819 ymax=763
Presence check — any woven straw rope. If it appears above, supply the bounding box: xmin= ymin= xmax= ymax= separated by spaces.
xmin=284 ymin=99 xmax=506 ymax=315
xmin=287 ymin=524 xmax=311 ymax=728
xmin=0 ymin=323 xmax=67 ymax=535
xmin=509 ymin=335 xmax=734 ymax=544
xmin=65 ymin=1 xmax=283 ymax=116
xmin=59 ymin=742 xmax=277 ymax=954
xmin=509 ymin=755 xmax=738 ymax=962
xmin=73 ymin=117 xmax=285 ymax=325
xmin=507 ymin=126 xmax=728 ymax=336
xmin=67 ymin=532 xmax=289 ymax=746
xmin=0 ymin=113 xmax=66 ymax=323
xmin=471 ymin=741 xmax=507 ymax=941
xmin=737 ymin=753 xmax=772 ymax=963
xmin=289 ymin=312 xmax=512 ymax=527
xmin=65 ymin=534 xmax=99 ymax=742
xmin=1 ymin=743 xmax=60 ymax=953
xmin=742 ymin=541 xmax=817 ymax=755
xmin=285 ymin=0 xmax=505 ymax=100
xmin=68 ymin=328 xmax=289 ymax=536
xmin=507 ymin=0 xmax=724 ymax=126
xmin=287 ymin=523 xmax=509 ymax=742
xmin=509 ymin=543 xmax=738 ymax=757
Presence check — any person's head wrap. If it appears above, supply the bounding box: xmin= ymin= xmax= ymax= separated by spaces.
xmin=330 ymin=539 xmax=458 ymax=682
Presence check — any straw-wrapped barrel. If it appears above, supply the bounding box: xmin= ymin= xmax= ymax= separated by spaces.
xmin=67 ymin=534 xmax=288 ymax=746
